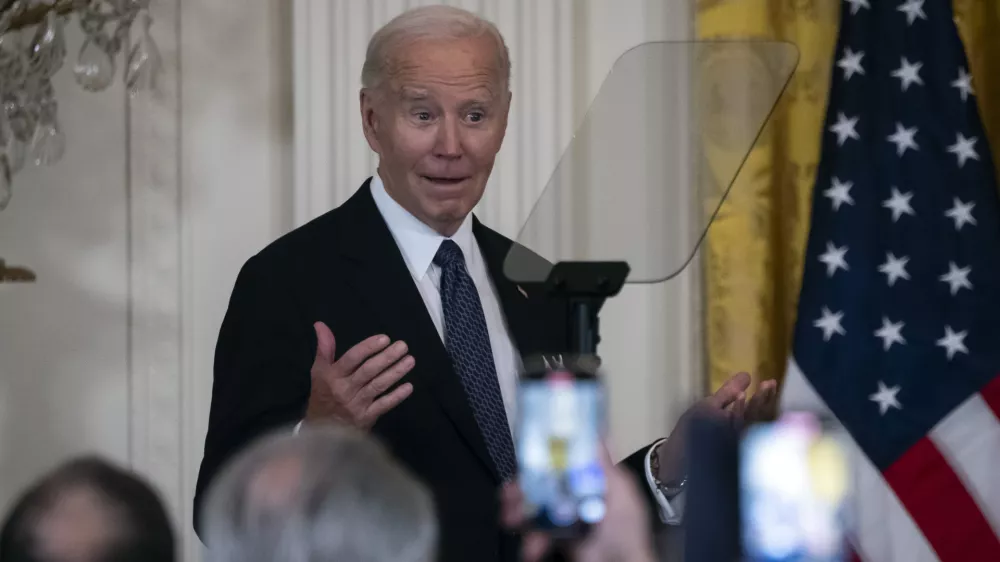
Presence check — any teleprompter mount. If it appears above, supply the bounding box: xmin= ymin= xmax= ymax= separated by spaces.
xmin=540 ymin=261 xmax=631 ymax=355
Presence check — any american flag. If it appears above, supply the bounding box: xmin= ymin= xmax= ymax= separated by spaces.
xmin=779 ymin=1 xmax=1000 ymax=561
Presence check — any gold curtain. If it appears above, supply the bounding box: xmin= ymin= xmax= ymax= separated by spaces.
xmin=697 ymin=0 xmax=1000 ymax=392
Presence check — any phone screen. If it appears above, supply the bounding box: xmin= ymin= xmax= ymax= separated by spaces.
xmin=516 ymin=364 xmax=606 ymax=537
xmin=740 ymin=412 xmax=851 ymax=562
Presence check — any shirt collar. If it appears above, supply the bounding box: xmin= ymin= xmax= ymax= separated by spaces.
xmin=370 ymin=173 xmax=475 ymax=280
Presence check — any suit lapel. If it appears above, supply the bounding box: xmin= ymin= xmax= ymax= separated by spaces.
xmin=473 ymin=218 xmax=548 ymax=358
xmin=336 ymin=181 xmax=499 ymax=481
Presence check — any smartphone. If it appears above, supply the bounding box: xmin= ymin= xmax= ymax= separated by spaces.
xmin=740 ymin=411 xmax=851 ymax=562
xmin=516 ymin=354 xmax=607 ymax=538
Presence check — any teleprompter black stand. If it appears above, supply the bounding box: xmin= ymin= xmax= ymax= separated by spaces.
xmin=534 ymin=261 xmax=631 ymax=561
xmin=541 ymin=261 xmax=631 ymax=355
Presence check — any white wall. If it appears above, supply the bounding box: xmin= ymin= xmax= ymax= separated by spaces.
xmin=0 ymin=18 xmax=131 ymax=514
xmin=0 ymin=2 xmax=292 ymax=561
xmin=178 ymin=1 xmax=293 ymax=560
xmin=0 ymin=2 xmax=700 ymax=561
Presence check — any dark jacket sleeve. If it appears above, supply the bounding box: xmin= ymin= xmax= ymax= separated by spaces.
xmin=192 ymin=254 xmax=314 ymax=538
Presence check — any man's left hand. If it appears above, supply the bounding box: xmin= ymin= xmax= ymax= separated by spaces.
xmin=654 ymin=372 xmax=777 ymax=484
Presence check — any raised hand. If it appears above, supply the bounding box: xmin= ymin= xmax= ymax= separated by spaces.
xmin=304 ymin=321 xmax=415 ymax=430
xmin=713 ymin=372 xmax=779 ymax=430
xmin=654 ymin=372 xmax=779 ymax=483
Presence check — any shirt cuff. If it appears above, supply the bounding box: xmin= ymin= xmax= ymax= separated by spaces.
xmin=644 ymin=438 xmax=685 ymax=525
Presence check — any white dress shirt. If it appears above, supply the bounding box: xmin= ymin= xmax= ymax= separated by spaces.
xmin=369 ymin=174 xmax=522 ymax=428
xmin=298 ymin=174 xmax=684 ymax=524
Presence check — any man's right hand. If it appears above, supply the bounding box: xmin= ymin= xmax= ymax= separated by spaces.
xmin=304 ymin=321 xmax=415 ymax=430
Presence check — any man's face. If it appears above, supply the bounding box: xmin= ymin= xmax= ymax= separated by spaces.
xmin=361 ymin=35 xmax=510 ymax=236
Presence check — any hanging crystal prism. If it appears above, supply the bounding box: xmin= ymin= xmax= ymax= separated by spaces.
xmin=28 ymin=10 xmax=66 ymax=78
xmin=3 ymin=95 xmax=30 ymax=172
xmin=125 ymin=10 xmax=160 ymax=97
xmin=74 ymin=37 xmax=116 ymax=91
xmin=0 ymin=32 xmax=26 ymax=86
xmin=0 ymin=0 xmax=160 ymax=213
xmin=0 ymin=155 xmax=11 ymax=211
xmin=29 ymin=96 xmax=64 ymax=166
xmin=5 ymin=133 xmax=25 ymax=173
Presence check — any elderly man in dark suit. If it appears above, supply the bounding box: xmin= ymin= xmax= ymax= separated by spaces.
xmin=194 ymin=5 xmax=775 ymax=561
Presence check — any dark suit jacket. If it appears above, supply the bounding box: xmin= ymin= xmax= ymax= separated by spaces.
xmin=194 ymin=179 xmax=661 ymax=561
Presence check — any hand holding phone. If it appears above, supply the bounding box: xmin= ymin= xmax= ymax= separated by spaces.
xmin=515 ymin=355 xmax=607 ymax=539
xmin=501 ymin=447 xmax=656 ymax=562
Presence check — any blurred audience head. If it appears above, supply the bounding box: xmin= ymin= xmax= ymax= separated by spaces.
xmin=201 ymin=424 xmax=437 ymax=562
xmin=0 ymin=456 xmax=175 ymax=562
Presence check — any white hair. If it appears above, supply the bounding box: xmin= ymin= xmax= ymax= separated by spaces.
xmin=201 ymin=425 xmax=438 ymax=562
xmin=361 ymin=5 xmax=511 ymax=91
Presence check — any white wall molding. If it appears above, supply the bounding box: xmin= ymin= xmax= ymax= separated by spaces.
xmin=169 ymin=2 xmax=296 ymax=560
xmin=126 ymin=0 xmax=185 ymax=551
xmin=292 ymin=0 xmax=334 ymax=226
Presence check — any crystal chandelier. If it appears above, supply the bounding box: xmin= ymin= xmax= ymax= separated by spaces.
xmin=0 ymin=0 xmax=161 ymax=212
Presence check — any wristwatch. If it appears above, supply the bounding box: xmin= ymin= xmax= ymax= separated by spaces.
xmin=649 ymin=444 xmax=687 ymax=499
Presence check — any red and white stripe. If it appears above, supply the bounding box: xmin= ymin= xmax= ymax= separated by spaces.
xmin=780 ymin=359 xmax=1000 ymax=562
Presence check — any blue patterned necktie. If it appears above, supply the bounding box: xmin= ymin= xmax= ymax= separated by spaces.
xmin=434 ymin=239 xmax=517 ymax=481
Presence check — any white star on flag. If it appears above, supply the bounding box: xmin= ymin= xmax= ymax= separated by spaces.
xmin=838 ymin=48 xmax=865 ymax=81
xmin=897 ymin=0 xmax=927 ymax=25
xmin=887 ymin=122 xmax=919 ymax=156
xmin=936 ymin=326 xmax=968 ymax=360
xmin=882 ymin=187 xmax=915 ymax=222
xmin=819 ymin=242 xmax=849 ymax=277
xmin=945 ymin=198 xmax=977 ymax=230
xmin=869 ymin=381 xmax=902 ymax=415
xmin=891 ymin=57 xmax=924 ymax=91
xmin=824 ymin=177 xmax=855 ymax=211
xmin=814 ymin=307 xmax=846 ymax=341
xmin=952 ymin=67 xmax=975 ymax=102
xmin=844 ymin=0 xmax=870 ymax=15
xmin=939 ymin=262 xmax=973 ymax=295
xmin=875 ymin=317 xmax=907 ymax=351
xmin=947 ymin=133 xmax=980 ymax=168
xmin=830 ymin=112 xmax=861 ymax=146
xmin=879 ymin=253 xmax=910 ymax=287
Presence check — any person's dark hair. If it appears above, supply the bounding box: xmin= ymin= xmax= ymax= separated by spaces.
xmin=0 ymin=456 xmax=175 ymax=562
